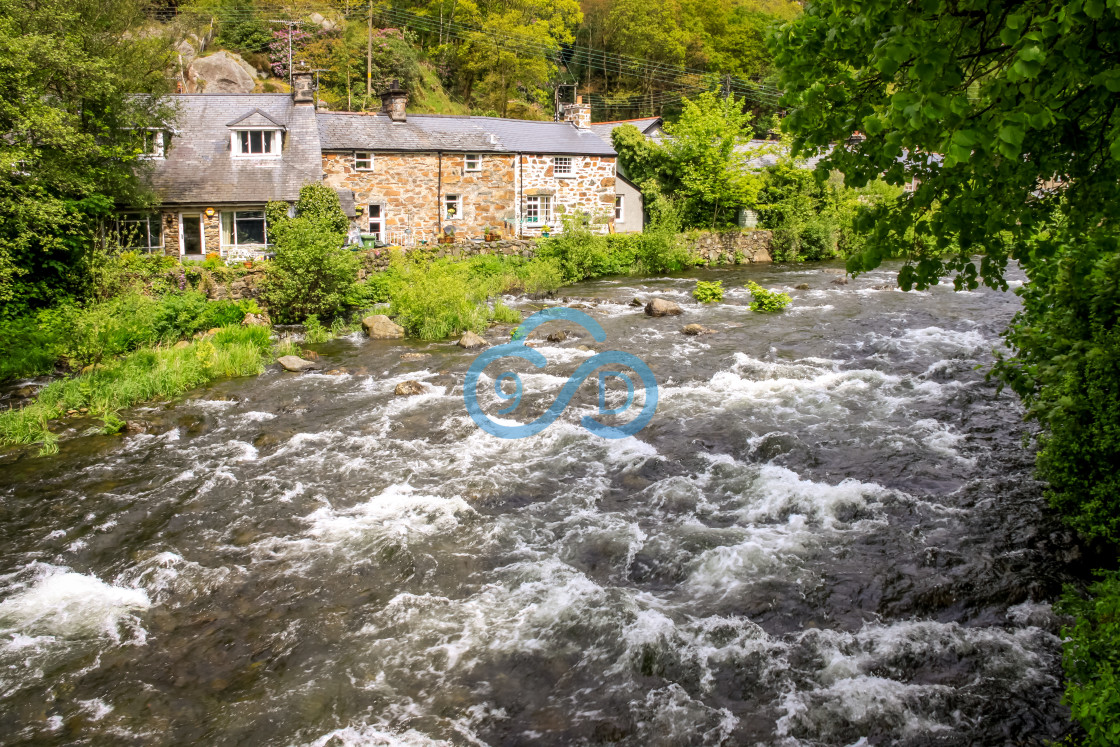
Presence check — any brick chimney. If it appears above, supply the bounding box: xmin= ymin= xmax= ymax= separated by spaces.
xmin=563 ymin=96 xmax=591 ymax=129
xmin=380 ymin=80 xmax=407 ymax=122
xmin=292 ymin=70 xmax=314 ymax=105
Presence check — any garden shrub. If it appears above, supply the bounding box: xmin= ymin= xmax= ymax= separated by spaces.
xmin=1057 ymin=571 xmax=1120 ymax=747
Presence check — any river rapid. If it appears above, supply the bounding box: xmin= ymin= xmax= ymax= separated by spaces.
xmin=0 ymin=261 xmax=1075 ymax=746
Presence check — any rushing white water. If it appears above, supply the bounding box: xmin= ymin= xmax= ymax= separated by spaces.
xmin=0 ymin=262 xmax=1073 ymax=745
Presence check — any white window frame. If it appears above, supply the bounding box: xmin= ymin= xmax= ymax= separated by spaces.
xmin=231 ymin=128 xmax=282 ymax=158
xmin=444 ymin=194 xmax=462 ymax=221
xmin=464 ymin=154 xmax=481 ymax=172
xmin=354 ymin=151 xmax=373 ymax=170
xmin=553 ymin=156 xmax=573 ymax=177
xmin=131 ymin=129 xmax=166 ymax=159
xmin=220 ymin=209 xmax=268 ymax=251
xmin=118 ymin=213 xmax=163 ymax=252
xmin=525 ymin=195 xmax=551 ymax=224
xmin=614 ymin=195 xmax=624 ymax=222
xmin=368 ymin=204 xmax=384 ymax=241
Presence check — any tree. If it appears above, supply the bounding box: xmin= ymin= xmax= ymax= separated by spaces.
xmin=771 ymin=2 xmax=1120 ymax=740
xmin=262 ymin=184 xmax=356 ymax=323
xmin=614 ymin=92 xmax=762 ymax=228
xmin=0 ymin=0 xmax=174 ymax=316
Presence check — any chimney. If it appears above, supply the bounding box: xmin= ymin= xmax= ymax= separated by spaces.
xmin=291 ymin=70 xmax=314 ymax=105
xmin=380 ymin=80 xmax=408 ymax=122
xmin=563 ymin=95 xmax=591 ymax=129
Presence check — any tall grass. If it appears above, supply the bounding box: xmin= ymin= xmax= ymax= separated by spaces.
xmin=0 ymin=326 xmax=272 ymax=454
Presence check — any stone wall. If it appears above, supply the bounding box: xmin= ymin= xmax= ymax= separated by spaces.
xmin=322 ymin=151 xmax=518 ymax=244
xmin=687 ymin=229 xmax=772 ymax=265
xmin=518 ymin=154 xmax=616 ymax=236
xmin=355 ymin=230 xmax=772 ymax=273
xmin=158 ymin=209 xmax=221 ymax=256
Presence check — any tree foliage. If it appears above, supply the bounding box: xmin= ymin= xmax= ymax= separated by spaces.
xmin=771 ymin=2 xmax=1120 ymax=737
xmin=0 ymin=0 xmax=174 ymax=316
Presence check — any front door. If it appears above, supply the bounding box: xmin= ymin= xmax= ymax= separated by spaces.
xmin=180 ymin=213 xmax=204 ymax=257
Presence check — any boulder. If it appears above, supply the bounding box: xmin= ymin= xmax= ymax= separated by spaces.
xmin=186 ymin=51 xmax=255 ymax=93
xmin=363 ymin=314 xmax=405 ymax=339
xmin=400 ymin=352 xmax=431 ymax=361
xmin=394 ymin=380 xmax=425 ymax=396
xmin=175 ymin=39 xmax=197 ymax=64
xmin=831 ymin=277 xmax=850 ymax=285
xmin=629 ymin=297 xmax=643 ymax=307
xmin=173 ymin=340 xmax=191 ymax=349
xmin=457 ymin=331 xmax=487 ymax=349
xmin=277 ymin=355 xmax=317 ymax=372
xmin=644 ymin=298 xmax=683 ymax=317
xmin=125 ymin=420 xmax=150 ymax=435
xmin=794 ymin=283 xmax=810 ymax=290
xmin=682 ymin=324 xmax=715 ymax=336
xmin=545 ymin=329 xmax=570 ymax=343
xmin=242 ymin=312 xmax=271 ymax=327
xmin=207 ymin=327 xmax=221 ymax=335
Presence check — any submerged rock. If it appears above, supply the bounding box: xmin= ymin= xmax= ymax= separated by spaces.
xmin=682 ymin=324 xmax=715 ymax=336
xmin=457 ymin=331 xmax=486 ymax=349
xmin=277 ymin=355 xmax=317 ymax=372
xmin=832 ymin=277 xmax=850 ymax=285
xmin=545 ymin=329 xmax=571 ymax=343
xmin=645 ymin=298 xmax=682 ymax=317
xmin=795 ymin=283 xmax=810 ymax=290
xmin=394 ymin=380 xmax=425 ymax=396
xmin=400 ymin=352 xmax=431 ymax=361
xmin=363 ymin=315 xmax=405 ymax=339
xmin=629 ymin=297 xmax=643 ymax=307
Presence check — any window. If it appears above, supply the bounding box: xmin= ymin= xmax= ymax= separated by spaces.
xmin=118 ymin=213 xmax=162 ymax=252
xmin=525 ymin=195 xmax=551 ymax=224
xmin=614 ymin=195 xmax=624 ymax=222
xmin=135 ymin=130 xmax=166 ymax=159
xmin=553 ymin=156 xmax=572 ymax=176
xmin=232 ymin=129 xmax=280 ymax=157
xmin=368 ymin=204 xmax=383 ymax=241
xmin=221 ymin=210 xmax=267 ymax=247
xmin=355 ymin=151 xmax=373 ymax=170
xmin=464 ymin=154 xmax=481 ymax=172
xmin=444 ymin=194 xmax=462 ymax=220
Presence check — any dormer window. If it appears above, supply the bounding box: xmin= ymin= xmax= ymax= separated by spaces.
xmin=130 ymin=129 xmax=167 ymax=159
xmin=233 ymin=129 xmax=281 ymax=157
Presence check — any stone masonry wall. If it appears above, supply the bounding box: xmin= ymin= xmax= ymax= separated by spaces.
xmin=518 ymin=154 xmax=616 ymax=236
xmin=357 ymin=230 xmax=771 ymax=273
xmin=158 ymin=209 xmax=221 ymax=256
xmin=322 ymin=151 xmax=517 ymax=244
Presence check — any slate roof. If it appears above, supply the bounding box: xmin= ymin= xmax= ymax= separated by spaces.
xmin=589 ymin=117 xmax=663 ymax=145
xmin=317 ymin=112 xmax=616 ymax=156
xmin=225 ymin=108 xmax=287 ymax=129
xmin=147 ymin=94 xmax=322 ymax=205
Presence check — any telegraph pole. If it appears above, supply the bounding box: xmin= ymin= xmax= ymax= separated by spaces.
xmin=367 ymin=0 xmax=373 ymax=98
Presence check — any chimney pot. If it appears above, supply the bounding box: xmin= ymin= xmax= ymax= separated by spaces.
xmin=380 ymin=81 xmax=408 ymax=122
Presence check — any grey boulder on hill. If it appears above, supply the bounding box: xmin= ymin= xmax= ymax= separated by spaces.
xmin=186 ymin=51 xmax=258 ymax=94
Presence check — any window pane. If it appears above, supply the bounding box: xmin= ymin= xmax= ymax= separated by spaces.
xmin=222 ymin=212 xmax=234 ymax=244
xmin=235 ymin=216 xmax=265 ymax=244
xmin=369 ymin=205 xmax=381 ymax=218
xmin=250 ymin=131 xmax=263 ymax=153
xmin=240 ymin=132 xmax=249 ymax=153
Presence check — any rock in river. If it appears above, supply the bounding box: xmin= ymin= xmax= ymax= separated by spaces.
xmin=395 ymin=380 xmax=425 ymax=395
xmin=645 ymin=298 xmax=682 ymax=317
xmin=277 ymin=356 xmax=317 ymax=372
xmin=682 ymin=324 xmax=715 ymax=336
xmin=457 ymin=331 xmax=487 ymax=349
xmin=363 ymin=315 xmax=405 ymax=339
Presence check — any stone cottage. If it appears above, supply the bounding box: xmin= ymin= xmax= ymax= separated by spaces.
xmin=128 ymin=72 xmax=323 ymax=259
xmin=318 ymin=88 xmax=621 ymax=244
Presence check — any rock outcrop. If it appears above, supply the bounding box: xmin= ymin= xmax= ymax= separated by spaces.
xmin=186 ymin=51 xmax=256 ymax=93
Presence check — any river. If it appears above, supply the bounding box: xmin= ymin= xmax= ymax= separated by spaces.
xmin=0 ymin=261 xmax=1074 ymax=745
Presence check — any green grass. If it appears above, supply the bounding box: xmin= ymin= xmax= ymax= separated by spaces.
xmin=0 ymin=325 xmax=273 ymax=455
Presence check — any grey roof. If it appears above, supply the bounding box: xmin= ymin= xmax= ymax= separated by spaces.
xmin=148 ymin=95 xmax=322 ymax=205
xmin=225 ymin=108 xmax=286 ymax=130
xmin=589 ymin=117 xmax=663 ymax=145
xmin=317 ymin=112 xmax=616 ymax=156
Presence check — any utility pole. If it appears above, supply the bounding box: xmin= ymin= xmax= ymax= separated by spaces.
xmin=721 ymin=74 xmax=731 ymax=100
xmin=268 ymin=19 xmax=301 ymax=85
xmin=367 ymin=0 xmax=373 ymax=99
